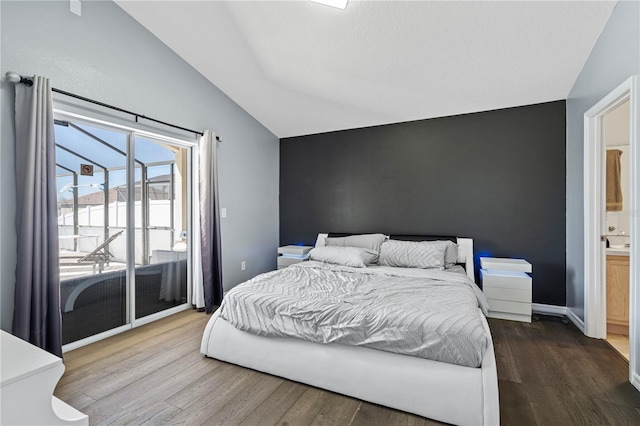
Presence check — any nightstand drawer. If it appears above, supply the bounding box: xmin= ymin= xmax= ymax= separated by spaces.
xmin=481 ymin=270 xmax=531 ymax=289
xmin=277 ymin=255 xmax=309 ymax=269
xmin=486 ymin=298 xmax=531 ymax=316
xmin=483 ymin=286 xmax=531 ymax=303
xmin=277 ymin=257 xmax=299 ymax=268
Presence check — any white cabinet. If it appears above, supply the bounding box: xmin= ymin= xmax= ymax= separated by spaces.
xmin=480 ymin=257 xmax=532 ymax=323
xmin=1 ymin=331 xmax=88 ymax=425
xmin=277 ymin=245 xmax=313 ymax=270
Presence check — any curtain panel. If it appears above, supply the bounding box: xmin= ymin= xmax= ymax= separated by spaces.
xmin=198 ymin=130 xmax=223 ymax=313
xmin=13 ymin=76 xmax=63 ymax=356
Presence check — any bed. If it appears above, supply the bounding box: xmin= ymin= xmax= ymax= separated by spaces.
xmin=200 ymin=234 xmax=499 ymax=425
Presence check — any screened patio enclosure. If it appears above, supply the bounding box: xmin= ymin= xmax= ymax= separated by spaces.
xmin=54 ymin=118 xmax=192 ymax=346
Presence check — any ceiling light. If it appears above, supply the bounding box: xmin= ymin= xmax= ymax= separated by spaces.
xmin=309 ymin=0 xmax=348 ymax=10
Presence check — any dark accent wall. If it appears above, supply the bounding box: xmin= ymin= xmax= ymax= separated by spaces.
xmin=280 ymin=101 xmax=566 ymax=306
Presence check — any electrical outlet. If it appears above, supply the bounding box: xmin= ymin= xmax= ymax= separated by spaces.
xmin=241 ymin=261 xmax=246 ymax=271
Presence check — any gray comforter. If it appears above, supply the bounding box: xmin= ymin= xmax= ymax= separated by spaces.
xmin=219 ymin=261 xmax=491 ymax=368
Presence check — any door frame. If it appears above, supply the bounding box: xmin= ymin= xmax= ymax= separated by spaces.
xmin=583 ymin=75 xmax=638 ymax=388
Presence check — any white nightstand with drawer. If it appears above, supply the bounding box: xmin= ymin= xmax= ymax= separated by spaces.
xmin=480 ymin=257 xmax=532 ymax=323
xmin=277 ymin=245 xmax=313 ymax=270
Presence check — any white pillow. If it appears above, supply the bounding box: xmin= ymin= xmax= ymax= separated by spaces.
xmin=325 ymin=233 xmax=388 ymax=253
xmin=309 ymin=246 xmax=378 ymax=268
xmin=378 ymin=240 xmax=447 ymax=269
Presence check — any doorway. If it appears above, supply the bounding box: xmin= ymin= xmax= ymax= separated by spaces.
xmin=583 ymin=76 xmax=638 ymax=389
xmin=54 ymin=111 xmax=195 ymax=351
xmin=603 ymin=99 xmax=631 ymax=360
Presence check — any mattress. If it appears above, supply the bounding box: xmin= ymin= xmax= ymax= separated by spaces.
xmin=218 ymin=261 xmax=490 ymax=367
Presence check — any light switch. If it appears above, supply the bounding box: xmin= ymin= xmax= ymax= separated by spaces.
xmin=70 ymin=0 xmax=81 ymax=16
xmin=220 ymin=208 xmax=227 ymax=218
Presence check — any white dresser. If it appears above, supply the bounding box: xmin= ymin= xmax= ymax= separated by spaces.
xmin=1 ymin=331 xmax=88 ymax=425
xmin=480 ymin=257 xmax=532 ymax=323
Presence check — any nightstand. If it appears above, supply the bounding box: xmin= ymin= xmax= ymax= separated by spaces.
xmin=277 ymin=245 xmax=313 ymax=270
xmin=480 ymin=257 xmax=532 ymax=323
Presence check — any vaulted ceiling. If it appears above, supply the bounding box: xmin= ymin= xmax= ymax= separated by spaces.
xmin=116 ymin=1 xmax=616 ymax=138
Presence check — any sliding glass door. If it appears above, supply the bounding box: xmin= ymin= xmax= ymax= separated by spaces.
xmin=54 ymin=114 xmax=193 ymax=347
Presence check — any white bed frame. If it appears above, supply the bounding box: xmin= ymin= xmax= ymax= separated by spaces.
xmin=200 ymin=237 xmax=499 ymax=425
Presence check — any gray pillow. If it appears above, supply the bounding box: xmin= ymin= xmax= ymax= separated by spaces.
xmin=443 ymin=241 xmax=459 ymax=268
xmin=309 ymin=246 xmax=378 ymax=268
xmin=325 ymin=233 xmax=387 ymax=252
xmin=378 ymin=240 xmax=447 ymax=269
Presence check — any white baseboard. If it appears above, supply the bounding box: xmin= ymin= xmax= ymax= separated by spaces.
xmin=632 ymin=373 xmax=640 ymax=392
xmin=565 ymin=308 xmax=586 ymax=333
xmin=530 ymin=304 xmax=589 ymax=336
xmin=531 ymin=303 xmax=567 ymax=316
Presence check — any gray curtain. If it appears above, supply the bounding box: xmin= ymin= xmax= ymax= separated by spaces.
xmin=199 ymin=130 xmax=223 ymax=313
xmin=13 ymin=76 xmax=63 ymax=357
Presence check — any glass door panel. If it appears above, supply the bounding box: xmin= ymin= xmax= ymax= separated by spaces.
xmin=55 ymin=120 xmax=130 ymax=345
xmin=133 ymin=136 xmax=189 ymax=319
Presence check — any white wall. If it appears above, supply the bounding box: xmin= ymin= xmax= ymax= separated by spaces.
xmin=566 ymin=0 xmax=639 ymax=383
xmin=0 ymin=1 xmax=280 ymax=332
xmin=565 ymin=0 xmax=639 ymax=322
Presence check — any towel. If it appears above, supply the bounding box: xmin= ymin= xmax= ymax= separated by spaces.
xmin=606 ymin=149 xmax=623 ymax=212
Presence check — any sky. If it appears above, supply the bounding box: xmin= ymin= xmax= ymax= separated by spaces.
xmin=55 ymin=121 xmax=180 ymax=202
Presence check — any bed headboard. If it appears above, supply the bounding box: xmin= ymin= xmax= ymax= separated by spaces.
xmin=315 ymin=233 xmax=475 ymax=282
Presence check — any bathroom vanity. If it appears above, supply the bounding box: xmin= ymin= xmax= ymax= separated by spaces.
xmin=606 ymin=251 xmax=629 ymax=334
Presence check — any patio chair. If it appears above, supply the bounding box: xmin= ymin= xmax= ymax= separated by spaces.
xmin=76 ymin=230 xmax=124 ymax=273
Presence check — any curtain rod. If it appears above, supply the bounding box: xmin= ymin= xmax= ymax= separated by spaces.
xmin=5 ymin=71 xmax=222 ymax=142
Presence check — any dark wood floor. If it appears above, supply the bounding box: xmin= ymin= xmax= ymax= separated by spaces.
xmin=54 ymin=309 xmax=640 ymax=425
